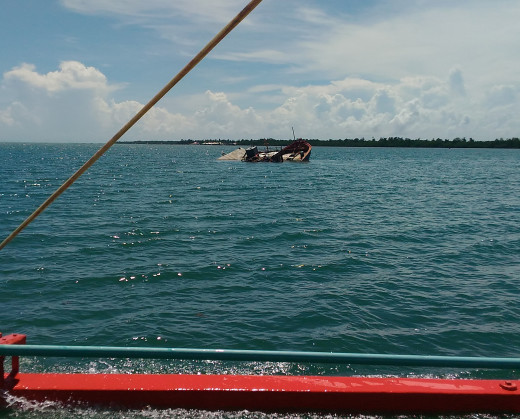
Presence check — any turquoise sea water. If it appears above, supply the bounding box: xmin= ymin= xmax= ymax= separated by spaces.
xmin=1 ymin=143 xmax=520 ymax=418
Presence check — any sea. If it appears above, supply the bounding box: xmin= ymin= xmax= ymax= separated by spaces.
xmin=1 ymin=142 xmax=519 ymax=418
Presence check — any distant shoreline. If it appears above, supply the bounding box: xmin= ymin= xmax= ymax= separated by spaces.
xmin=120 ymin=137 xmax=520 ymax=149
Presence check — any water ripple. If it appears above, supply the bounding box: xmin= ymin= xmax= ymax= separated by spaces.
xmin=1 ymin=144 xmax=520 ymax=382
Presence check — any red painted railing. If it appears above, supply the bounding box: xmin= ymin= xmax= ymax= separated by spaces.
xmin=1 ymin=333 xmax=519 ymax=414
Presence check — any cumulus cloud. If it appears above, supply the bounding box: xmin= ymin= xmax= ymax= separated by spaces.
xmin=1 ymin=59 xmax=519 ymax=142
xmin=261 ymin=72 xmax=474 ymax=139
xmin=4 ymin=61 xmax=111 ymax=93
xmin=1 ymin=61 xmax=118 ymax=141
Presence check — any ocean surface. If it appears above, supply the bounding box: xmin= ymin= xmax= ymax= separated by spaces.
xmin=1 ymin=143 xmax=519 ymax=418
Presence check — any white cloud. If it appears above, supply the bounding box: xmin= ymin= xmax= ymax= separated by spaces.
xmin=60 ymin=0 xmax=254 ymax=30
xmin=290 ymin=1 xmax=520 ymax=85
xmin=449 ymin=68 xmax=466 ymax=97
xmin=1 ymin=62 xmax=120 ymax=141
xmin=1 ymin=59 xmax=519 ymax=142
xmin=4 ymin=61 xmax=112 ymax=93
xmin=485 ymin=85 xmax=519 ymax=108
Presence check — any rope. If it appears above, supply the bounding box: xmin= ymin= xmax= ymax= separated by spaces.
xmin=0 ymin=0 xmax=263 ymax=251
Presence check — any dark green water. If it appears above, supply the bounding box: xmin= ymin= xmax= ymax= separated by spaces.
xmin=1 ymin=143 xmax=519 ymax=418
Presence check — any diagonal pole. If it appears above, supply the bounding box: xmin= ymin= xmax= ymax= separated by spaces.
xmin=0 ymin=0 xmax=263 ymax=251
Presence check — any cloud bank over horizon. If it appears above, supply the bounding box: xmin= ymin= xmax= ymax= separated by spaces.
xmin=1 ymin=0 xmax=519 ymax=142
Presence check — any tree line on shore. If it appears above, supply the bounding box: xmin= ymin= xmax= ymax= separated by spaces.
xmin=122 ymin=137 xmax=520 ymax=148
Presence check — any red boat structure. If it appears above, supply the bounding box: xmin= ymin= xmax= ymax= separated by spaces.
xmin=2 ymin=332 xmax=520 ymax=414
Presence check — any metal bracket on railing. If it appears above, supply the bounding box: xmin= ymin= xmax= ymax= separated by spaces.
xmin=0 ymin=334 xmax=27 ymax=388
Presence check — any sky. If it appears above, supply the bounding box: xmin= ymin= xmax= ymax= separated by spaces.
xmin=1 ymin=0 xmax=519 ymax=142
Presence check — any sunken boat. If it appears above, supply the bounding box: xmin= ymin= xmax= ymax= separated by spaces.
xmin=219 ymin=139 xmax=312 ymax=162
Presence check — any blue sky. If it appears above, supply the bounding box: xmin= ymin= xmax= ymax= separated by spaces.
xmin=1 ymin=0 xmax=519 ymax=142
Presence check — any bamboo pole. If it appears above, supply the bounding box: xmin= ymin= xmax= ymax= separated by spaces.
xmin=0 ymin=0 xmax=263 ymax=251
